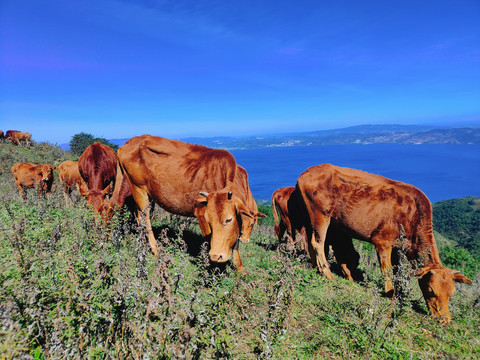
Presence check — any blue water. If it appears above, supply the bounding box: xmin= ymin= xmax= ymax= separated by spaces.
xmin=231 ymin=144 xmax=480 ymax=203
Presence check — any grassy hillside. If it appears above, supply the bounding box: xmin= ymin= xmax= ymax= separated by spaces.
xmin=1 ymin=142 xmax=479 ymax=359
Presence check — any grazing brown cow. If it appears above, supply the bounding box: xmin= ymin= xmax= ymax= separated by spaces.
xmin=117 ymin=135 xmax=262 ymax=270
xmin=58 ymin=160 xmax=88 ymax=204
xmin=272 ymin=186 xmax=359 ymax=279
xmin=0 ymin=130 xmax=4 ymax=139
xmin=5 ymin=130 xmax=20 ymax=141
xmin=106 ymin=162 xmax=135 ymax=218
xmin=272 ymin=186 xmax=306 ymax=247
xmin=6 ymin=131 xmax=31 ymax=145
xmin=78 ymin=142 xmax=117 ymax=216
xmin=12 ymin=162 xmax=55 ymax=200
xmin=296 ymin=163 xmax=472 ymax=323
xmin=231 ymin=165 xmax=266 ymax=243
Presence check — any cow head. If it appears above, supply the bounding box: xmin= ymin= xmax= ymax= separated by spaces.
xmin=196 ymin=190 xmax=254 ymax=263
xmin=80 ymin=183 xmax=112 ymax=217
xmin=34 ymin=165 xmax=55 ymax=193
xmin=416 ymin=265 xmax=472 ymax=324
xmin=238 ymin=209 xmax=267 ymax=243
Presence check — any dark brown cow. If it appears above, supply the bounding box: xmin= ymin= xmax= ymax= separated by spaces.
xmin=296 ymin=163 xmax=472 ymax=323
xmin=117 ymin=135 xmax=261 ymax=270
xmin=10 ymin=132 xmax=32 ymax=145
xmin=5 ymin=130 xmax=20 ymax=142
xmin=272 ymin=186 xmax=359 ymax=279
xmin=78 ymin=142 xmax=117 ymax=216
xmin=0 ymin=130 xmax=4 ymax=139
xmin=58 ymin=160 xmax=88 ymax=204
xmin=12 ymin=162 xmax=55 ymax=200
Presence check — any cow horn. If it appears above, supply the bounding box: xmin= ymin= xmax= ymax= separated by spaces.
xmin=228 ymin=191 xmax=233 ymax=200
xmin=199 ymin=191 xmax=209 ymax=198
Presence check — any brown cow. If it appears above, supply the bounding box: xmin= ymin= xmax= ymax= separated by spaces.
xmin=272 ymin=186 xmax=359 ymax=279
xmin=0 ymin=130 xmax=4 ymax=139
xmin=272 ymin=186 xmax=306 ymax=247
xmin=106 ymin=162 xmax=135 ymax=218
xmin=12 ymin=162 xmax=55 ymax=200
xmin=78 ymin=142 xmax=117 ymax=217
xmin=7 ymin=131 xmax=32 ymax=145
xmin=296 ymin=163 xmax=472 ymax=323
xmin=117 ymin=135 xmax=262 ymax=270
xmin=58 ymin=160 xmax=88 ymax=204
xmin=231 ymin=165 xmax=266 ymax=243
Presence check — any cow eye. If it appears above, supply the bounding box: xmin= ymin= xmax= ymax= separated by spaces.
xmin=224 ymin=217 xmax=233 ymax=225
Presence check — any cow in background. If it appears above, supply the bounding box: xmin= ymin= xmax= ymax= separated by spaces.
xmin=117 ymin=135 xmax=262 ymax=270
xmin=0 ymin=130 xmax=4 ymax=139
xmin=272 ymin=186 xmax=359 ymax=280
xmin=230 ymin=165 xmax=266 ymax=243
xmin=296 ymin=163 xmax=472 ymax=323
xmin=58 ymin=160 xmax=89 ymax=205
xmin=106 ymin=162 xmax=136 ymax=219
xmin=272 ymin=186 xmax=306 ymax=248
xmin=12 ymin=162 xmax=56 ymax=200
xmin=78 ymin=142 xmax=117 ymax=217
xmin=12 ymin=132 xmax=32 ymax=145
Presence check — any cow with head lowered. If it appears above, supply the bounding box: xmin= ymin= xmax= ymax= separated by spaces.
xmin=296 ymin=163 xmax=472 ymax=323
xmin=12 ymin=162 xmax=56 ymax=200
xmin=272 ymin=186 xmax=359 ymax=280
xmin=78 ymin=142 xmax=117 ymax=217
xmin=58 ymin=160 xmax=89 ymax=204
xmin=117 ymin=135 xmax=264 ymax=270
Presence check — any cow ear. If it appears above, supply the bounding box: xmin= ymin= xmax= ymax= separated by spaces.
xmin=452 ymin=271 xmax=473 ymax=284
xmin=236 ymin=200 xmax=254 ymax=218
xmin=415 ymin=266 xmax=435 ymax=278
xmin=79 ymin=186 xmax=89 ymax=197
xmin=255 ymin=212 xmax=268 ymax=218
xmin=102 ymin=183 xmax=113 ymax=196
xmin=196 ymin=191 xmax=209 ymax=204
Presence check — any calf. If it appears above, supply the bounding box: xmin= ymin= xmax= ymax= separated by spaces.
xmin=12 ymin=162 xmax=55 ymax=200
xmin=58 ymin=160 xmax=88 ymax=204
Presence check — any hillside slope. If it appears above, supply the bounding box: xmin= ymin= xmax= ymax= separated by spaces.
xmin=0 ymin=142 xmax=478 ymax=359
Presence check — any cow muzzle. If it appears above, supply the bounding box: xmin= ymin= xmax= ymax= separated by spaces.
xmin=209 ymin=251 xmax=230 ymax=263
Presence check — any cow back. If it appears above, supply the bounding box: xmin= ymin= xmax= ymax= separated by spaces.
xmin=78 ymin=142 xmax=117 ymax=190
xmin=118 ymin=135 xmax=237 ymax=216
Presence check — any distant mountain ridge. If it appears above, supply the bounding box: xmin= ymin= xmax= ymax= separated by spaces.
xmin=60 ymin=124 xmax=480 ymax=150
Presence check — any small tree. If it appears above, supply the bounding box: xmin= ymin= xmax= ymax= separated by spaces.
xmin=70 ymin=132 xmax=118 ymax=156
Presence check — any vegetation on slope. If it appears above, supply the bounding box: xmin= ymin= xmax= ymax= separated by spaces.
xmin=1 ymin=142 xmax=479 ymax=359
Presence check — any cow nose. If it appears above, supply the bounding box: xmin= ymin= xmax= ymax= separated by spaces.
xmin=210 ymin=254 xmax=223 ymax=262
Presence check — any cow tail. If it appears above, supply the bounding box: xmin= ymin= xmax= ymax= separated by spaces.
xmin=272 ymin=194 xmax=280 ymax=238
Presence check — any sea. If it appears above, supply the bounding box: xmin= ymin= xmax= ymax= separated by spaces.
xmin=230 ymin=144 xmax=480 ymax=204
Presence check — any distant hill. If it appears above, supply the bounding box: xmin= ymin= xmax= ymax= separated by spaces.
xmin=59 ymin=124 xmax=480 ymax=150
xmin=433 ymin=197 xmax=480 ymax=259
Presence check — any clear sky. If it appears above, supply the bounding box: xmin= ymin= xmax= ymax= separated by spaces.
xmin=1 ymin=0 xmax=480 ymax=144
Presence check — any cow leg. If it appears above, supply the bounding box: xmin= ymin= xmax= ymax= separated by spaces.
xmin=232 ymin=240 xmax=245 ymax=272
xmin=131 ymin=186 xmax=158 ymax=257
xmin=14 ymin=180 xmax=23 ymax=199
xmin=330 ymin=231 xmax=359 ymax=281
xmin=309 ymin=215 xmax=334 ymax=280
xmin=375 ymin=243 xmax=394 ymax=297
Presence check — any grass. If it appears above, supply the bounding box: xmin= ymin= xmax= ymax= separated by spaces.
xmin=0 ymin=141 xmax=479 ymax=359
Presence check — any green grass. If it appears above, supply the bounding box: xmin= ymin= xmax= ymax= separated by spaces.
xmin=1 ymin=142 xmax=479 ymax=359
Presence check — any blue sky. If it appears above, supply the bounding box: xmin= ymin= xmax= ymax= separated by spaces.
xmin=1 ymin=0 xmax=480 ymax=144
